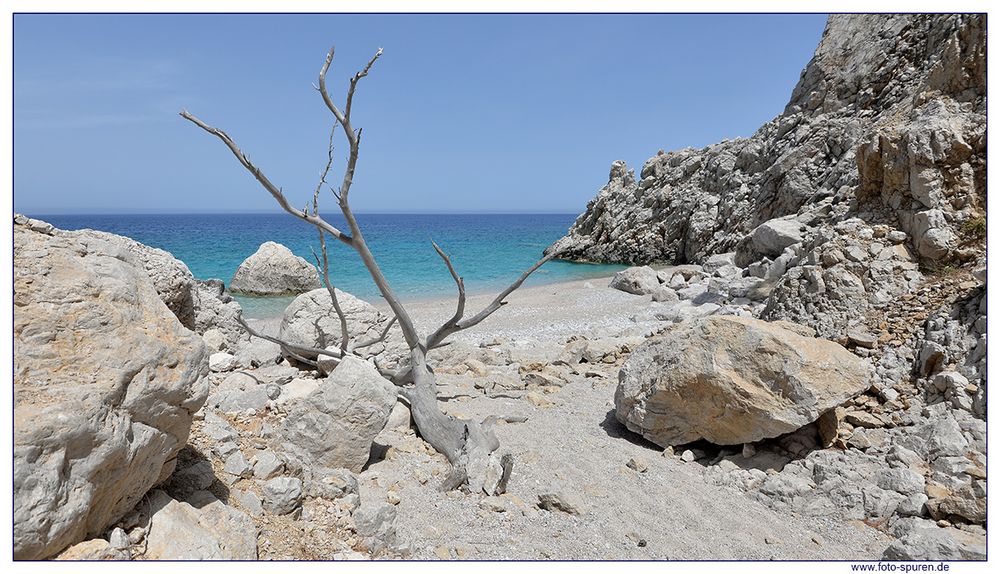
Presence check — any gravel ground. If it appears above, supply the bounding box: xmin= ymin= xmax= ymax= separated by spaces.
xmin=336 ymin=276 xmax=895 ymax=560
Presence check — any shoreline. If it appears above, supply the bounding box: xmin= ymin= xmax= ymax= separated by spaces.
xmin=241 ymin=269 xmax=625 ymax=323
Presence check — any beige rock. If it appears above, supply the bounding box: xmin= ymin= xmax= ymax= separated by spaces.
xmin=145 ymin=490 xmax=258 ymax=559
xmin=13 ymin=221 xmax=209 ymax=560
xmin=615 ymin=316 xmax=870 ymax=446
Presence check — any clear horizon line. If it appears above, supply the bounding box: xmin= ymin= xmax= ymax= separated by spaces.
xmin=17 ymin=209 xmax=584 ymax=216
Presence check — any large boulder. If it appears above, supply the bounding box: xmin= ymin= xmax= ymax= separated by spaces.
xmin=191 ymin=279 xmax=247 ymax=351
xmin=279 ymin=287 xmax=406 ymax=366
xmin=13 ymin=219 xmax=209 ymax=560
xmin=230 ymin=241 xmax=320 ymax=296
xmin=608 ymin=265 xmax=661 ymax=295
xmin=15 ymin=215 xmax=200 ymax=328
xmin=278 ymin=356 xmax=397 ymax=472
xmin=734 ymin=215 xmax=809 ymax=266
xmin=614 ymin=315 xmax=870 ymax=446
xmin=144 ymin=489 xmax=258 ymax=559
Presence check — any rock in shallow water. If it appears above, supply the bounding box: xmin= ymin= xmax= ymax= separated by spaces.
xmin=615 ymin=315 xmax=870 ymax=446
xmin=230 ymin=241 xmax=320 ymax=296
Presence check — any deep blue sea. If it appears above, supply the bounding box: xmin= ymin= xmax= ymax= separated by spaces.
xmin=34 ymin=213 xmax=624 ymax=318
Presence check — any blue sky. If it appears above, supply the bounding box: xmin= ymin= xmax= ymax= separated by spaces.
xmin=13 ymin=13 xmax=828 ymax=214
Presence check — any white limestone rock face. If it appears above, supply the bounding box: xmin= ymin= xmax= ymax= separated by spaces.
xmin=278 ymin=356 xmax=397 ymax=472
xmin=13 ymin=219 xmax=209 ymax=560
xmin=230 ymin=241 xmax=320 ymax=296
xmin=615 ymin=315 xmax=870 ymax=446
xmin=547 ymin=15 xmax=984 ymax=267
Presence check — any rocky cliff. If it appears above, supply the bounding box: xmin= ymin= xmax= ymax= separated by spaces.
xmin=548 ymin=14 xmax=985 ymax=269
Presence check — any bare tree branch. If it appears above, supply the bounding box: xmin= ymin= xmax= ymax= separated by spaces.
xmin=313 ymin=125 xmax=336 ymax=213
xmin=424 ymin=240 xmax=466 ymax=349
xmin=317 ymin=46 xmax=421 ymax=349
xmin=345 ymin=47 xmax=383 ymax=121
xmin=425 ymin=250 xmax=560 ymax=349
xmin=236 ymin=314 xmax=342 ymax=362
xmin=310 ymin=231 xmax=350 ymax=354
xmin=185 ymin=44 xmax=556 ymax=495
xmin=179 ymin=110 xmax=353 ymax=246
xmin=353 ymin=316 xmax=398 ymax=350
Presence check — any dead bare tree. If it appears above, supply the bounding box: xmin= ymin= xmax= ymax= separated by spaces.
xmin=181 ymin=45 xmax=561 ymax=494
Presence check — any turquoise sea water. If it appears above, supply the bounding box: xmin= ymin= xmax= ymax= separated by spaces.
xmin=34 ymin=213 xmax=624 ymax=318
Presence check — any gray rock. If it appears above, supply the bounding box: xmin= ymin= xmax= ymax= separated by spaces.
xmin=233 ymin=490 xmax=263 ymax=517
xmin=279 ymin=356 xmax=397 ymax=472
xmin=896 ymin=493 xmax=929 ymax=517
xmin=262 ymin=477 xmax=303 ymax=515
xmin=13 ymin=220 xmax=209 ymax=560
xmin=209 ymin=371 xmax=269 ymax=413
xmin=303 ymin=467 xmax=359 ymax=500
xmin=651 ymin=285 xmax=680 ymax=303
xmin=847 ymin=330 xmax=877 ymax=349
xmin=230 ymin=241 xmax=320 ymax=296
xmin=190 ymin=279 xmax=247 ymax=351
xmin=279 ymin=287 xmax=406 ymax=366
xmin=740 ymin=215 xmax=807 ymax=264
xmin=61 ymin=225 xmax=198 ymax=327
xmin=233 ymin=337 xmax=281 ymax=369
xmin=353 ymin=501 xmax=398 ymax=555
xmin=385 ymin=400 xmax=413 ymax=431
xmin=254 ymin=363 xmax=300 ymax=385
xmin=251 ymin=451 xmax=285 ymax=480
xmin=272 ymin=378 xmax=321 ymax=406
xmin=876 ymin=468 xmax=925 ymax=495
xmin=537 ymin=491 xmax=586 ymax=515
xmin=608 ymin=266 xmax=661 ymax=295
xmin=145 ymin=490 xmax=258 ymax=559
xmin=223 ymin=451 xmax=253 ymax=478
xmin=882 ymin=528 xmax=971 ymax=561
xmin=209 ymin=352 xmax=236 ymax=372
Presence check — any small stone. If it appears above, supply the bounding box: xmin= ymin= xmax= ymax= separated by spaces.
xmin=742 ymin=443 xmax=756 ymax=458
xmin=811 ymin=535 xmax=824 ymax=545
xmin=626 ymin=457 xmax=649 ymax=473
xmin=662 ymin=446 xmax=675 ymax=457
xmin=209 ymin=352 xmax=236 ymax=372
xmin=479 ymin=497 xmax=507 ymax=513
xmin=251 ymin=451 xmax=284 ymax=480
xmin=386 ymin=491 xmax=401 ymax=506
xmin=765 ymin=536 xmax=781 ymax=545
xmin=235 ymin=490 xmax=264 ymax=517
xmin=680 ymin=450 xmax=695 ymax=463
xmin=262 ymin=476 xmax=303 ymax=515
xmin=265 ymin=383 xmax=281 ymax=400
xmin=525 ymin=392 xmax=555 ymax=408
xmin=887 ymin=230 xmax=908 ymax=244
xmin=108 ymin=527 xmax=129 ymax=551
xmin=537 ymin=491 xmax=585 ymax=515
xmin=223 ymin=451 xmax=253 ymax=478
xmin=844 ymin=411 xmax=885 ymax=429
xmin=847 ymin=330 xmax=877 ymax=349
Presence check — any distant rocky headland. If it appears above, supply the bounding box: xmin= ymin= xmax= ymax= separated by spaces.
xmin=13 ymin=13 xmax=985 ymax=562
